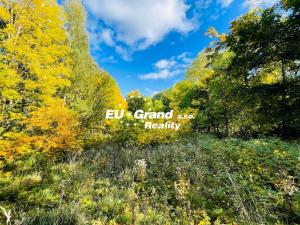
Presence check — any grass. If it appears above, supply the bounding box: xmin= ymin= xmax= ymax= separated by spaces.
xmin=0 ymin=134 xmax=299 ymax=224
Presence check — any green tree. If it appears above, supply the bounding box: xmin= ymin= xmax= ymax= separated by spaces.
xmin=64 ymin=0 xmax=125 ymax=138
xmin=126 ymin=90 xmax=145 ymax=113
xmin=224 ymin=2 xmax=300 ymax=137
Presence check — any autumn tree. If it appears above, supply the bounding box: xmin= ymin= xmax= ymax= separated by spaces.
xmin=64 ymin=0 xmax=125 ymax=139
xmin=0 ymin=0 xmax=79 ymax=158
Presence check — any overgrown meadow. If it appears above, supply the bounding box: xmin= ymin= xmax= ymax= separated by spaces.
xmin=1 ymin=135 xmax=299 ymax=224
xmin=0 ymin=0 xmax=299 ymax=224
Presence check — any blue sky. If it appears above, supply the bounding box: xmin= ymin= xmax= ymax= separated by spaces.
xmin=64 ymin=0 xmax=278 ymax=96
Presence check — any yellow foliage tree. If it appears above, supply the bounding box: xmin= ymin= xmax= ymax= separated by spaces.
xmin=0 ymin=0 xmax=80 ymax=159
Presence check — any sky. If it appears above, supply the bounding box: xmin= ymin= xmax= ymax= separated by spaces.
xmin=64 ymin=0 xmax=279 ymax=96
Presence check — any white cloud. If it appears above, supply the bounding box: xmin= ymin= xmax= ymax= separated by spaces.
xmin=195 ymin=0 xmax=212 ymax=10
xmin=176 ymin=52 xmax=193 ymax=63
xmin=101 ymin=56 xmax=117 ymax=63
xmin=218 ymin=0 xmax=234 ymax=8
xmin=243 ymin=0 xmax=279 ymax=9
xmin=139 ymin=52 xmax=193 ymax=80
xmin=99 ymin=28 xmax=115 ymax=47
xmin=141 ymin=69 xmax=181 ymax=80
xmin=155 ymin=59 xmax=177 ymax=70
xmin=88 ymin=30 xmax=101 ymax=51
xmin=115 ymin=46 xmax=132 ymax=61
xmin=84 ymin=0 xmax=197 ymax=53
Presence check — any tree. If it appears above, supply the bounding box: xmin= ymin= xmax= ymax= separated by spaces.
xmin=64 ymin=0 xmax=125 ymax=138
xmin=224 ymin=2 xmax=300 ymax=137
xmin=186 ymin=52 xmax=214 ymax=86
xmin=126 ymin=90 xmax=145 ymax=113
xmin=226 ymin=5 xmax=299 ymax=83
xmin=0 ymin=0 xmax=80 ymax=158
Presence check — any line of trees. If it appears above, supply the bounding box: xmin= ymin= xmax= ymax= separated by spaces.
xmin=0 ymin=0 xmax=124 ymax=159
xmin=155 ymin=0 xmax=300 ymax=138
xmin=1 ymin=0 xmax=299 ymax=160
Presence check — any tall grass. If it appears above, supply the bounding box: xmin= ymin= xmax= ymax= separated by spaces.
xmin=0 ymin=134 xmax=299 ymax=224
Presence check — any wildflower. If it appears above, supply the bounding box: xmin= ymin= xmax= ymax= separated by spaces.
xmin=134 ymin=159 xmax=147 ymax=181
